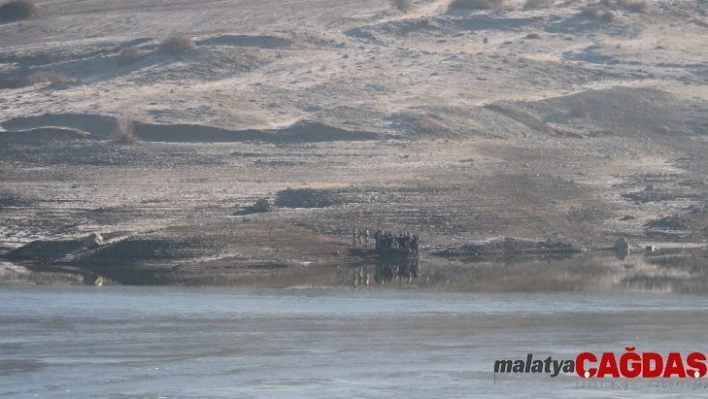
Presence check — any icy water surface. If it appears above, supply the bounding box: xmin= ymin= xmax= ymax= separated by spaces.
xmin=1 ymin=287 xmax=708 ymax=398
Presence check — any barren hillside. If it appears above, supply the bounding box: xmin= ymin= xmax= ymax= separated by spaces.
xmin=1 ymin=0 xmax=707 ymax=291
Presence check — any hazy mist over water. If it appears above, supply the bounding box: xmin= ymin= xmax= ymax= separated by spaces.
xmin=2 ymin=287 xmax=708 ymax=398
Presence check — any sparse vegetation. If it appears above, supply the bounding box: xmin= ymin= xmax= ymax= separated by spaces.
xmin=159 ymin=35 xmax=196 ymax=55
xmin=0 ymin=0 xmax=37 ymax=22
xmin=523 ymin=0 xmax=554 ymax=9
xmin=448 ymin=0 xmax=514 ymax=12
xmin=117 ymin=46 xmax=146 ymax=66
xmin=581 ymin=3 xmax=618 ymax=21
xmin=525 ymin=32 xmax=541 ymax=39
xmin=392 ymin=0 xmax=414 ymax=13
xmin=253 ymin=198 xmax=272 ymax=212
xmin=111 ymin=116 xmax=139 ymax=144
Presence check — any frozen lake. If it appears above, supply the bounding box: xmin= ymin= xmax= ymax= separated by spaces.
xmin=1 ymin=286 xmax=708 ymax=398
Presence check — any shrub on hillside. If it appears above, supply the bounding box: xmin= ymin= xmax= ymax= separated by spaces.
xmin=111 ymin=116 xmax=139 ymax=144
xmin=0 ymin=0 xmax=37 ymax=22
xmin=159 ymin=35 xmax=196 ymax=55
xmin=581 ymin=3 xmax=618 ymax=21
xmin=117 ymin=47 xmax=146 ymax=66
xmin=253 ymin=198 xmax=272 ymax=212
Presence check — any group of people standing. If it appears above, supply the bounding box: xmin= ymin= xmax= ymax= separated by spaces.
xmin=352 ymin=227 xmax=420 ymax=256
xmin=351 ymin=228 xmax=371 ymax=247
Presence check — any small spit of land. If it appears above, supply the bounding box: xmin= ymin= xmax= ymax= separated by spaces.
xmin=1 ymin=0 xmax=707 ymax=292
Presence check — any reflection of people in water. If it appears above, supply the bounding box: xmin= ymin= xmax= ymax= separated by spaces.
xmin=374 ymin=264 xmax=392 ymax=284
xmin=352 ymin=266 xmax=372 ymax=289
xmin=371 ymin=259 xmax=420 ymax=285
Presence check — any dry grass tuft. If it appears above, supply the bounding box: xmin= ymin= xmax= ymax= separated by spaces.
xmin=0 ymin=0 xmax=37 ymax=22
xmin=448 ymin=0 xmax=514 ymax=12
xmin=523 ymin=0 xmax=554 ymax=10
xmin=392 ymin=0 xmax=414 ymax=13
xmin=116 ymin=46 xmax=146 ymax=66
xmin=111 ymin=116 xmax=139 ymax=144
xmin=159 ymin=35 xmax=196 ymax=55
xmin=581 ymin=3 xmax=617 ymax=21
xmin=253 ymin=198 xmax=272 ymax=212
